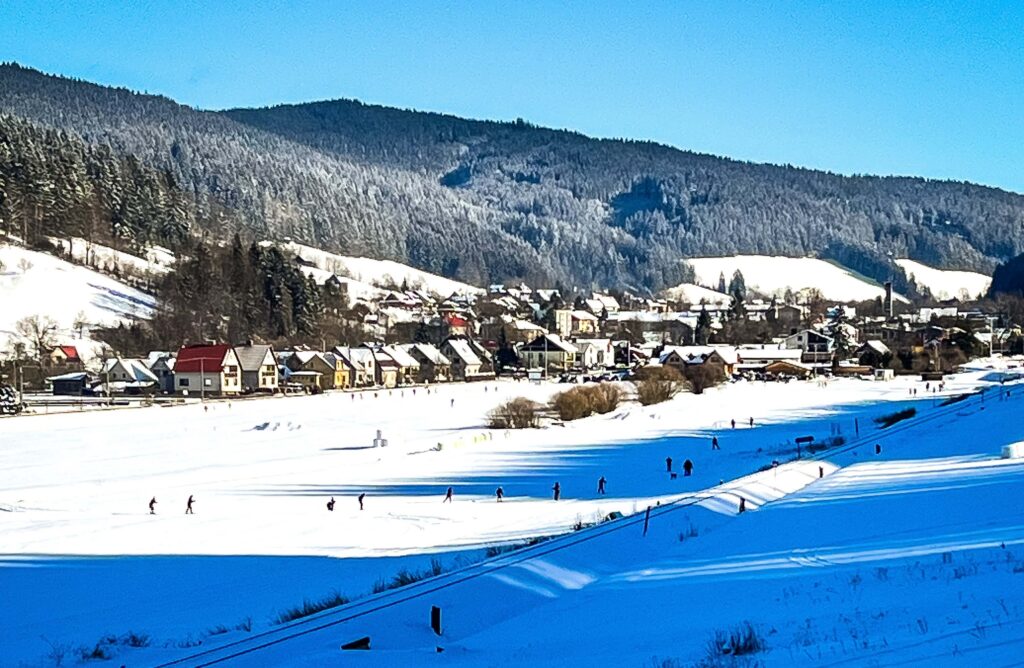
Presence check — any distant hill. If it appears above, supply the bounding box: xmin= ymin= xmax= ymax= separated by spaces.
xmin=2 ymin=63 xmax=1023 ymax=293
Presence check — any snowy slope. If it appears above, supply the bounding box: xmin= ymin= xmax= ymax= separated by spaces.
xmin=278 ymin=240 xmax=482 ymax=297
xmin=684 ymin=255 xmax=910 ymax=303
xmin=0 ymin=244 xmax=155 ymax=351
xmin=662 ymin=282 xmax=732 ymax=305
xmin=48 ymin=236 xmax=175 ymax=277
xmin=1 ymin=369 xmax=1015 ymax=665
xmin=896 ymin=258 xmax=991 ymax=300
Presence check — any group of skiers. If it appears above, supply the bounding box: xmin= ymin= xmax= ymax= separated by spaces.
xmin=325 ymin=493 xmax=366 ymax=511
xmin=148 ymin=495 xmax=195 ymax=515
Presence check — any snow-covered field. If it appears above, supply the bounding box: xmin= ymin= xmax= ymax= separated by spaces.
xmin=662 ymin=282 xmax=732 ymax=306
xmin=895 ymin=258 xmax=991 ymax=301
xmin=0 ymin=244 xmax=155 ymax=356
xmin=47 ymin=236 xmax=175 ymax=277
xmin=683 ymin=256 xmax=910 ymax=303
xmin=3 ymin=370 xmax=1023 ymax=666
xmin=279 ymin=241 xmax=482 ymax=298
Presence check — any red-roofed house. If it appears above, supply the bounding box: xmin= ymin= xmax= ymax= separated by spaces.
xmin=48 ymin=345 xmax=83 ymax=370
xmin=174 ymin=344 xmax=242 ymax=396
xmin=445 ymin=314 xmax=471 ymax=337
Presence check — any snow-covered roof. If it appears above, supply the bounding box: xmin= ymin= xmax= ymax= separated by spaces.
xmin=660 ymin=345 xmax=739 ymax=366
xmin=444 ymin=339 xmax=483 ymax=366
xmin=406 ymin=343 xmax=451 ymax=366
xmin=101 ymin=358 xmax=158 ymax=383
xmin=383 ymin=345 xmax=420 ymax=368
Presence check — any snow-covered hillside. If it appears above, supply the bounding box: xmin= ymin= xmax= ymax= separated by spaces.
xmin=0 ymin=244 xmax=155 ymax=355
xmin=684 ymin=255 xmax=909 ymax=303
xmin=896 ymin=258 xmax=991 ymax=300
xmin=3 ymin=369 xmax=1021 ymax=665
xmin=47 ymin=236 xmax=175 ymax=277
xmin=279 ymin=240 xmax=482 ymax=297
xmin=662 ymin=282 xmax=732 ymax=305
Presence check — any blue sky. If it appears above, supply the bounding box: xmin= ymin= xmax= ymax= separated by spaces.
xmin=2 ymin=1 xmax=1022 ymax=193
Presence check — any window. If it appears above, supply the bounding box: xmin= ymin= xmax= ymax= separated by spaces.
xmin=204 ymin=378 xmax=212 ymax=387
xmin=179 ymin=378 xmax=189 ymax=387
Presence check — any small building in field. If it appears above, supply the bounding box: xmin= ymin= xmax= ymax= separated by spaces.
xmin=572 ymin=338 xmax=615 ymax=370
xmin=48 ymin=345 xmax=83 ymax=370
xmin=146 ymin=353 xmax=176 ymax=393
xmin=233 ymin=343 xmax=279 ymax=393
xmin=48 ymin=371 xmax=93 ymax=396
xmin=174 ymin=344 xmax=243 ymax=396
xmin=287 ymin=352 xmax=338 ymax=390
xmin=333 ymin=347 xmax=376 ymax=388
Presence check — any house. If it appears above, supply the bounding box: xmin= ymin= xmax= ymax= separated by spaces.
xmin=406 ymin=343 xmax=452 ymax=382
xmin=146 ymin=352 xmax=176 ymax=393
xmin=47 ymin=371 xmax=93 ymax=396
xmin=286 ymin=370 xmax=323 ymax=391
xmin=441 ymin=338 xmax=484 ymax=380
xmin=856 ymin=340 xmax=892 ymax=368
xmin=554 ymin=309 xmax=599 ymax=337
xmin=99 ymin=357 xmax=160 ymax=395
xmin=591 ymin=292 xmax=620 ymax=314
xmin=766 ymin=303 xmax=805 ymax=329
xmin=519 ymin=334 xmax=578 ymax=373
xmin=287 ymin=352 xmax=337 ymax=390
xmin=735 ymin=347 xmax=804 ymax=371
xmin=764 ymin=360 xmax=813 ymax=379
xmin=48 ymin=345 xmax=83 ymax=369
xmin=332 ymin=347 xmax=375 ymax=387
xmin=322 ymin=352 xmax=352 ymax=390
xmin=174 ymin=344 xmax=243 ymax=396
xmin=658 ymin=346 xmax=738 ymax=377
xmin=233 ymin=343 xmax=279 ymax=393
xmin=784 ymin=329 xmax=835 ymax=364
xmin=572 ymin=338 xmax=615 ymax=370
xmin=383 ymin=345 xmax=421 ymax=385
xmin=372 ymin=349 xmax=400 ymax=388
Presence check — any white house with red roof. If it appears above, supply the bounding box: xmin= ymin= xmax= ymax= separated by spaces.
xmin=174 ymin=344 xmax=242 ymax=396
xmin=48 ymin=345 xmax=82 ymax=369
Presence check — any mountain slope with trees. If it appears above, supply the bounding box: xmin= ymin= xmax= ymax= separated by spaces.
xmin=1 ymin=63 xmax=1023 ymax=294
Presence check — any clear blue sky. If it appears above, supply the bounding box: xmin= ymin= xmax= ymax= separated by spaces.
xmin=2 ymin=1 xmax=1022 ymax=193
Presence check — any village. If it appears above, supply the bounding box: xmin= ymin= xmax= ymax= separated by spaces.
xmin=5 ymin=255 xmax=1018 ymax=410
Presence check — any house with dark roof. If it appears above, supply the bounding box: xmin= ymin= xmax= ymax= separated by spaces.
xmin=406 ymin=343 xmax=451 ymax=383
xmin=233 ymin=343 xmax=278 ymax=393
xmin=174 ymin=344 xmax=243 ymax=396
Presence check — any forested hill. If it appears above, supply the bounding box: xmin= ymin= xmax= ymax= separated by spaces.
xmin=2 ymin=63 xmax=1023 ymax=293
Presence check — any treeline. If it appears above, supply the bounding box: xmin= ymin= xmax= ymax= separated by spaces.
xmin=3 ymin=63 xmax=1024 ymax=294
xmin=0 ymin=113 xmax=205 ymax=252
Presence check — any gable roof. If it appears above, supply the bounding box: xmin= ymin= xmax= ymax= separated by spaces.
xmin=383 ymin=345 xmax=420 ymax=369
xmin=407 ymin=343 xmax=451 ymax=366
xmin=521 ymin=333 xmax=578 ymax=354
xmin=55 ymin=345 xmax=81 ymax=360
xmin=175 ymin=344 xmax=232 ymax=373
xmin=233 ymin=344 xmax=274 ymax=372
xmin=444 ymin=338 xmax=483 ymax=365
xmin=101 ymin=358 xmax=159 ymax=383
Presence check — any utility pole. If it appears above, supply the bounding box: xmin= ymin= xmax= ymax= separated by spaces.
xmin=200 ymin=357 xmax=205 ymax=402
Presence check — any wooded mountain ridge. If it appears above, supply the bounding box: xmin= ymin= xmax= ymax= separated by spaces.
xmin=2 ymin=63 xmax=1022 ymax=294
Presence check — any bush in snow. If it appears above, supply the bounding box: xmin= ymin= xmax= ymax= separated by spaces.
xmin=275 ymin=591 xmax=350 ymax=624
xmin=701 ymin=622 xmax=765 ymax=665
xmin=874 ymin=407 xmax=916 ymax=428
xmin=488 ymin=397 xmax=542 ymax=429
xmin=633 ymin=366 xmax=686 ymax=406
xmin=550 ymin=383 xmax=625 ymax=421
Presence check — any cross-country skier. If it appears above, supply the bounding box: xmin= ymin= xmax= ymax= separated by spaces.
xmin=327 ymin=497 xmax=335 ymax=511
xmin=149 ymin=497 xmax=157 ymax=514
xmin=597 ymin=476 xmax=607 ymax=495
xmin=185 ymin=495 xmax=195 ymax=515
xmin=552 ymin=482 xmax=561 ymax=501
xmin=666 ymin=456 xmax=673 ymax=472
xmin=495 ymin=486 xmax=504 ymax=502
xmin=444 ymin=486 xmax=454 ymax=503
xmin=358 ymin=493 xmax=365 ymax=510
xmin=683 ymin=459 xmax=693 ymax=476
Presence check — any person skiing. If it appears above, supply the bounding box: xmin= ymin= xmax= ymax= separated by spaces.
xmin=185 ymin=495 xmax=195 ymax=515
xmin=148 ymin=497 xmax=157 ymax=515
xmin=665 ymin=456 xmax=673 ymax=472
xmin=875 ymin=444 xmax=882 ymax=455
xmin=738 ymin=496 xmax=746 ymax=513
xmin=326 ymin=497 xmax=335 ymax=512
xmin=731 ymin=419 xmax=736 ymax=429
xmin=552 ymin=482 xmax=561 ymax=501
xmin=443 ymin=486 xmax=454 ymax=503
xmin=818 ymin=466 xmax=824 ymax=478
xmin=712 ymin=436 xmax=720 ymax=450
xmin=749 ymin=417 xmax=754 ymax=427
xmin=450 ymin=398 xmax=455 ymax=408
xmin=495 ymin=486 xmax=504 ymax=502
xmin=683 ymin=459 xmax=693 ymax=476
xmin=358 ymin=493 xmax=365 ymax=510
xmin=597 ymin=476 xmax=607 ymax=495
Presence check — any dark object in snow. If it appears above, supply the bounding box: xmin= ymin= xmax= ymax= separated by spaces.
xmin=712 ymin=436 xmax=720 ymax=450
xmin=604 ymin=511 xmax=623 ymax=522
xmin=185 ymin=495 xmax=195 ymax=514
xmin=443 ymin=487 xmax=453 ymax=503
xmin=495 ymin=486 xmax=504 ymax=502
xmin=597 ymin=476 xmax=607 ymax=494
xmin=431 ymin=605 xmax=442 ymax=636
xmin=683 ymin=459 xmax=693 ymax=476
xmin=666 ymin=456 xmax=673 ymax=472
xmin=552 ymin=482 xmax=561 ymax=501
xmin=327 ymin=497 xmax=335 ymax=511
xmin=749 ymin=417 xmax=754 ymax=427
xmin=875 ymin=444 xmax=882 ymax=454
xmin=341 ymin=636 xmax=370 ymax=650
xmin=358 ymin=493 xmax=365 ymax=510
xmin=148 ymin=497 xmax=157 ymax=514
xmin=819 ymin=466 xmax=824 ymax=478
xmin=738 ymin=497 xmax=746 ymax=513
xmin=731 ymin=419 xmax=736 ymax=429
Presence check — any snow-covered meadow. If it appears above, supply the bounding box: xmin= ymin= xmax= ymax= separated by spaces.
xmin=2 ymin=371 xmax=1023 ymax=666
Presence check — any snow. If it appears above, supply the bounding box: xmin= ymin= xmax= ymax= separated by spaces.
xmin=896 ymin=258 xmax=991 ymax=301
xmin=2 ymin=370 xmax=1022 ymax=666
xmin=0 ymin=244 xmax=155 ymax=355
xmin=48 ymin=236 xmax=175 ymax=277
xmin=278 ymin=240 xmax=482 ymax=298
xmin=662 ymin=282 xmax=733 ymax=306
xmin=684 ymin=255 xmax=911 ymax=303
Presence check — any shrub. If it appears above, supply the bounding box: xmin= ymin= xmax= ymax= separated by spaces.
xmin=685 ymin=363 xmax=727 ymax=395
xmin=120 ymin=631 xmax=150 ymax=648
xmin=372 ymin=558 xmax=446 ymax=594
xmin=550 ymin=383 xmax=626 ymax=421
xmin=633 ymin=366 xmax=686 ymax=406
xmin=705 ymin=622 xmax=765 ymax=659
xmin=488 ymin=397 xmax=542 ymax=428
xmin=275 ymin=590 xmax=350 ymax=624
xmin=875 ymin=407 xmax=916 ymax=428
